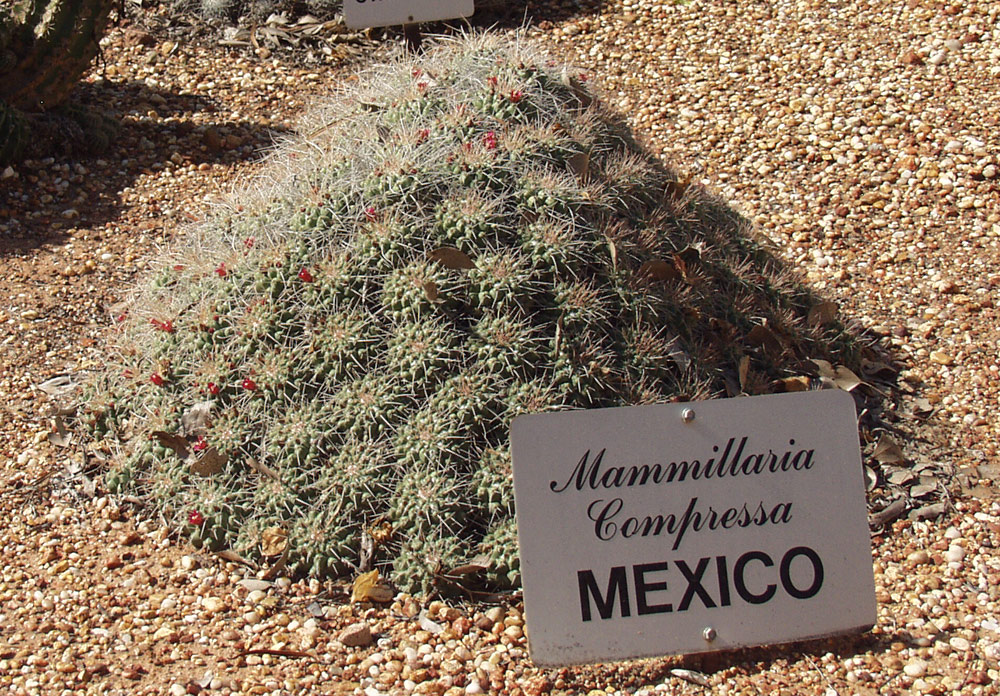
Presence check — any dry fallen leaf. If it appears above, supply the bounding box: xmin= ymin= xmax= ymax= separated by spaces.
xmin=153 ymin=430 xmax=191 ymax=459
xmin=190 ymin=446 xmax=227 ymax=476
xmin=810 ymin=358 xmax=836 ymax=379
xmin=351 ymin=569 xmax=394 ymax=603
xmin=664 ymin=179 xmax=689 ymax=198
xmin=48 ymin=416 xmax=73 ymax=448
xmin=807 ymin=301 xmax=838 ymax=327
xmin=637 ymin=259 xmax=680 ymax=282
xmin=428 ymin=246 xmax=474 ymax=270
xmin=215 ymin=549 xmax=255 ymax=568
xmin=423 ymin=280 xmax=439 ymax=302
xmin=448 ymin=555 xmax=492 ymax=576
xmin=246 ymin=456 xmax=280 ymax=481
xmin=670 ymin=668 xmax=709 ymax=686
xmin=567 ymin=150 xmax=590 ymax=179
xmin=181 ymin=401 xmax=215 ymax=437
xmin=746 ymin=324 xmax=783 ymax=356
xmin=738 ymin=355 xmax=751 ymax=392
xmin=873 ymin=433 xmax=905 ymax=465
xmin=777 ymin=376 xmax=811 ymax=392
xmin=832 ymin=365 xmax=862 ymax=392
xmin=261 ymin=547 xmax=289 ymax=581
xmin=260 ymin=526 xmax=288 ymax=557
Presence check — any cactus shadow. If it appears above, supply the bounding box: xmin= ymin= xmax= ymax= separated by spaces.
xmin=0 ymin=78 xmax=292 ymax=255
xmin=468 ymin=1 xmax=606 ymax=28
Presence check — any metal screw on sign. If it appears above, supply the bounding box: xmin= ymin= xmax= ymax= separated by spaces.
xmin=682 ymin=408 xmax=696 ymax=423
xmin=702 ymin=627 xmax=717 ymax=642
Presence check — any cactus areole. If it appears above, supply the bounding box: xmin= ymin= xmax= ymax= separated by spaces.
xmin=85 ymin=33 xmax=852 ymax=596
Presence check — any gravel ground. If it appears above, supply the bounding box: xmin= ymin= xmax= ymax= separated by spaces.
xmin=1 ymin=1 xmax=999 ymax=694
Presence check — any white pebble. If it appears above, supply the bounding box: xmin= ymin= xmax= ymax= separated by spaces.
xmin=903 ymin=658 xmax=927 ymax=677
xmin=466 ymin=679 xmax=484 ymax=695
xmin=945 ymin=545 xmax=966 ymax=563
xmin=949 ymin=636 xmax=971 ymax=651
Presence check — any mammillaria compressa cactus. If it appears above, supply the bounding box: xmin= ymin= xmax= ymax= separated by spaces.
xmin=85 ymin=33 xmax=854 ymax=595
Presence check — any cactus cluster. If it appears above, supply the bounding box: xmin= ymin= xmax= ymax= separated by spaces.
xmin=85 ymin=33 xmax=852 ymax=595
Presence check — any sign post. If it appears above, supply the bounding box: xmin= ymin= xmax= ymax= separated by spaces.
xmin=511 ymin=390 xmax=876 ymax=667
xmin=342 ymin=0 xmax=475 ymax=30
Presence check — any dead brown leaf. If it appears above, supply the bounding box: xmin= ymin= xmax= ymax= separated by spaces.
xmin=832 ymin=365 xmax=862 ymax=392
xmin=873 ymin=433 xmax=905 ymax=465
xmin=261 ymin=547 xmax=289 ymax=580
xmin=567 ymin=150 xmax=590 ymax=179
xmin=746 ymin=324 xmax=783 ymax=356
xmin=428 ymin=246 xmax=474 ymax=270
xmin=448 ymin=555 xmax=492 ymax=575
xmin=190 ymin=446 xmax=227 ymax=476
xmin=664 ymin=179 xmax=689 ymax=198
xmin=807 ymin=301 xmax=838 ymax=327
xmin=423 ymin=280 xmax=439 ymax=302
xmin=351 ymin=569 xmax=393 ymax=603
xmin=738 ymin=355 xmax=750 ymax=392
xmin=48 ymin=416 xmax=73 ymax=448
xmin=776 ymin=376 xmax=811 ymax=392
xmin=637 ymin=259 xmax=680 ymax=282
xmin=260 ymin=526 xmax=287 ymax=557
xmin=153 ymin=431 xmax=191 ymax=459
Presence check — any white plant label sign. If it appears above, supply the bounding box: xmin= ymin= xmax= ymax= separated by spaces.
xmin=511 ymin=390 xmax=876 ymax=667
xmin=343 ymin=0 xmax=474 ymax=29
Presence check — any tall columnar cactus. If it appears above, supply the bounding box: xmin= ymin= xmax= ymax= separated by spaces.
xmin=85 ymin=33 xmax=854 ymax=595
xmin=0 ymin=0 xmax=116 ymax=162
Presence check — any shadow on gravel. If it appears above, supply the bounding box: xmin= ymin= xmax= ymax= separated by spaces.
xmin=0 ymin=78 xmax=290 ymax=255
xmin=468 ymin=0 xmax=606 ymax=28
xmin=373 ymin=1 xmax=607 ymax=40
xmin=551 ymin=630 xmax=900 ymax=691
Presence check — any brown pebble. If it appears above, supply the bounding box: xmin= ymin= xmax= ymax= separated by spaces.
xmin=121 ymin=530 xmax=143 ymax=546
xmin=339 ymin=622 xmax=373 ymax=647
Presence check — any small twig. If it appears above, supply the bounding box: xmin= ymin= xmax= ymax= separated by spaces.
xmin=805 ymin=655 xmax=835 ymax=690
xmin=237 ymin=647 xmax=317 ymax=660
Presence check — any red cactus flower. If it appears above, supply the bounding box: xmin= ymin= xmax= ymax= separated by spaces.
xmin=173 ymin=264 xmax=185 ymax=271
xmin=215 ymin=262 xmax=227 ymax=278
xmin=509 ymin=89 xmax=523 ymax=103
xmin=412 ymin=68 xmax=422 ymax=78
xmin=416 ymin=82 xmax=428 ymax=92
xmin=241 ymin=377 xmax=257 ymax=391
xmin=364 ymin=206 xmax=377 ymax=222
xmin=298 ymin=267 xmax=314 ymax=282
xmin=244 ymin=237 xmax=255 ymax=249
xmin=150 ymin=373 xmax=165 ymax=386
xmin=416 ymin=128 xmax=430 ymax=143
xmin=188 ymin=510 xmax=205 ymax=526
xmin=192 ymin=436 xmax=208 ymax=452
xmin=116 ymin=313 xmax=128 ymax=323
xmin=578 ymin=73 xmax=589 ymax=82
xmin=487 ymin=76 xmax=498 ymax=88
xmin=206 ymin=382 xmax=220 ymax=396
xmin=150 ymin=318 xmax=175 ymax=333
xmin=483 ymin=131 xmax=498 ymax=150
